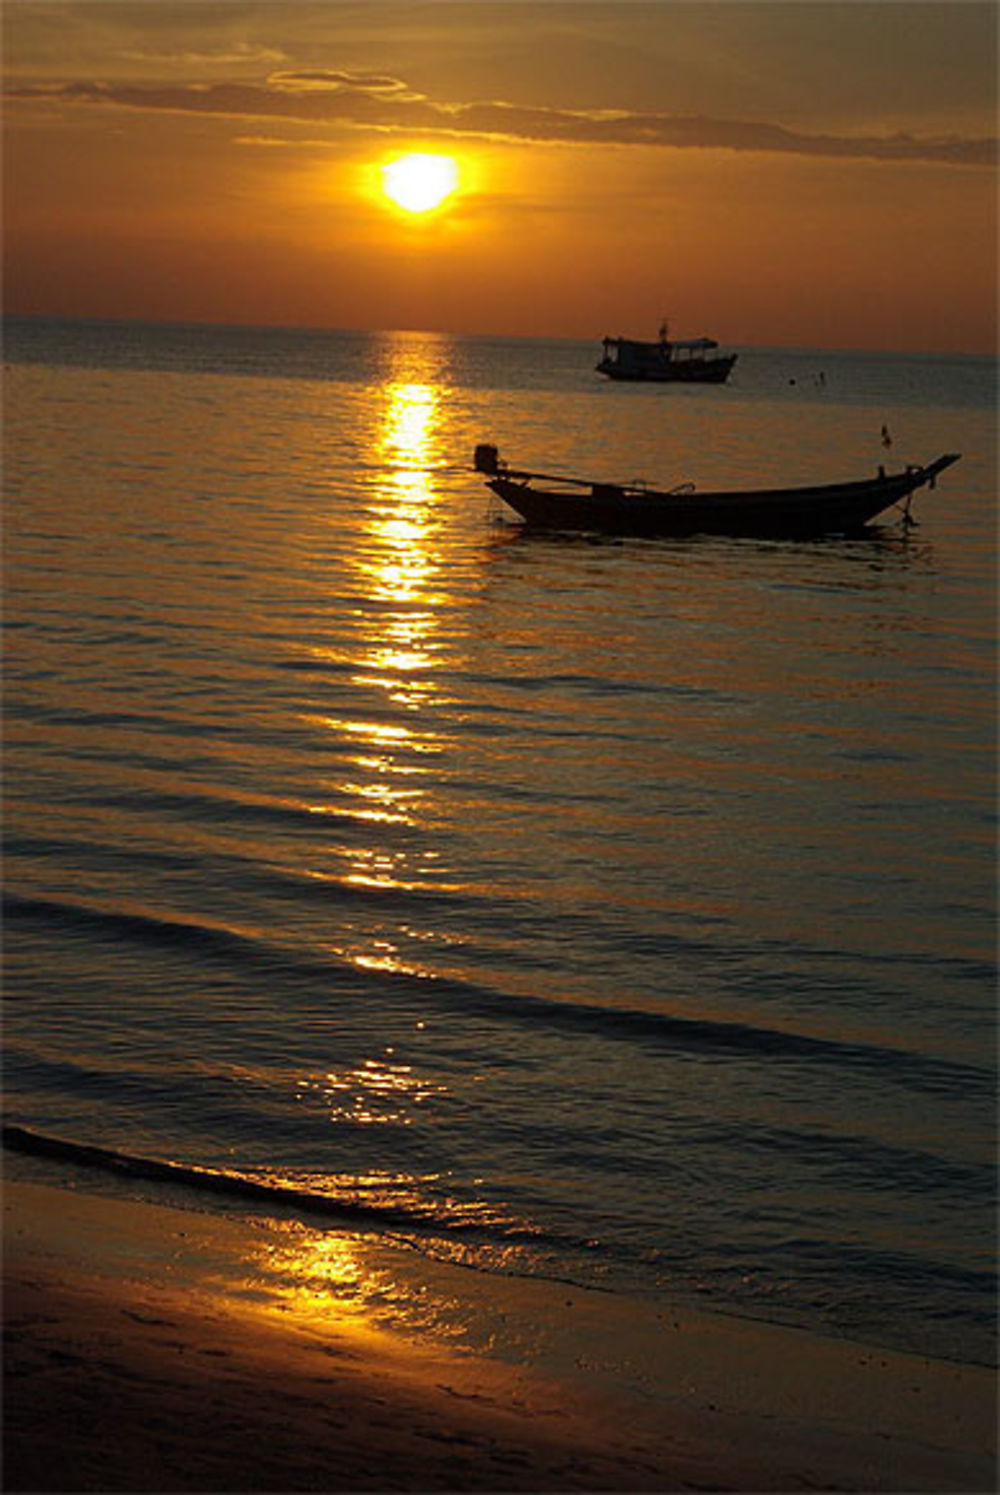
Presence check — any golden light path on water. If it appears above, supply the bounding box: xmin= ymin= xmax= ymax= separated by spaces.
xmin=330 ymin=352 xmax=453 ymax=950
xmin=334 ymin=358 xmax=447 ymax=849
xmin=301 ymin=340 xmax=455 ymax=938
xmin=264 ymin=339 xmax=512 ymax=1315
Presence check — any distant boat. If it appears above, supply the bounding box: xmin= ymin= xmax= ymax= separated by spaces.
xmin=596 ymin=321 xmax=737 ymax=384
xmin=473 ymin=444 xmax=960 ymax=539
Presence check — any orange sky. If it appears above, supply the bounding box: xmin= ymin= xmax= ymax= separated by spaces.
xmin=3 ymin=1 xmax=997 ymax=353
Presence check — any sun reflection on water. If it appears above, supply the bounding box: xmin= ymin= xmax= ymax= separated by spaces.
xmin=354 ymin=377 xmax=444 ymax=616
xmin=295 ymin=1057 xmax=450 ymax=1128
xmin=327 ymin=351 xmax=454 ymax=909
xmin=321 ymin=350 xmax=452 ymax=796
xmin=293 ymin=336 xmax=469 ymax=1081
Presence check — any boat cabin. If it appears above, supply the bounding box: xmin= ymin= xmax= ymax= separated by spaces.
xmin=596 ymin=322 xmax=736 ymax=384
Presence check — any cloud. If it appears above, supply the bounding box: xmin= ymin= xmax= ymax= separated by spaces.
xmin=6 ymin=75 xmax=995 ymax=168
xmin=266 ymin=69 xmax=414 ymax=96
xmin=121 ymin=45 xmax=287 ymax=68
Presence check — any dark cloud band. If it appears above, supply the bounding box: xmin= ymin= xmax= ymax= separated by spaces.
xmin=7 ymin=77 xmax=994 ymax=167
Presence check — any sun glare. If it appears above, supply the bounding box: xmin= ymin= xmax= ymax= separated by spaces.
xmin=382 ymin=154 xmax=458 ymax=214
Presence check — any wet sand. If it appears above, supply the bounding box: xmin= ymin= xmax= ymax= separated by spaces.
xmin=3 ymin=1175 xmax=995 ymax=1492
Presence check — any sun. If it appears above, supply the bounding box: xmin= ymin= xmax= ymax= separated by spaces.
xmin=381 ymin=153 xmax=458 ymax=214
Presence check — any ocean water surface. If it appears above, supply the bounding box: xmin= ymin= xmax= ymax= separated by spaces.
xmin=3 ymin=317 xmax=996 ymax=1368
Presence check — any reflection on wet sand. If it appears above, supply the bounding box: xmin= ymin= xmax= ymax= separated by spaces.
xmin=190 ymin=1202 xmax=535 ymax=1360
xmin=246 ymin=1202 xmax=542 ymax=1341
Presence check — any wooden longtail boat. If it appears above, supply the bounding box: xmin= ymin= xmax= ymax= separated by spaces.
xmin=473 ymin=445 xmax=960 ymax=539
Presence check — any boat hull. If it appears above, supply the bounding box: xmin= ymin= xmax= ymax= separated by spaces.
xmin=487 ymin=457 xmax=959 ymax=539
xmin=596 ymin=354 xmax=737 ymax=384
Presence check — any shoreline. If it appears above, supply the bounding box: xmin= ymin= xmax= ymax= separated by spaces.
xmin=3 ymin=1169 xmax=996 ymax=1492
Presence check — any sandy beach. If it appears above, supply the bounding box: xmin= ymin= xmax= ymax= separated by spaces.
xmin=3 ymin=1167 xmax=995 ymax=1493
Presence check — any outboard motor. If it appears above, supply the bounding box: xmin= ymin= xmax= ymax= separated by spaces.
xmin=474 ymin=443 xmax=500 ymax=475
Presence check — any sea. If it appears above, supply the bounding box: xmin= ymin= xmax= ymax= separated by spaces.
xmin=3 ymin=316 xmax=996 ymax=1371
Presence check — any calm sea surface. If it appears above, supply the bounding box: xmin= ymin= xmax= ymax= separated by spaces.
xmin=3 ymin=317 xmax=996 ymax=1367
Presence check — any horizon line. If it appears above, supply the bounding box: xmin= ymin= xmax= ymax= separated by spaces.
xmin=3 ymin=309 xmax=996 ymax=363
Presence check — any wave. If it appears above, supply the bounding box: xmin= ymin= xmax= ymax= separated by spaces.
xmin=5 ymin=889 xmax=991 ymax=1101
xmin=5 ymin=889 xmax=291 ymax=967
xmin=0 ymin=1122 xmax=540 ymax=1241
xmin=6 ymin=1118 xmax=993 ymax=1370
